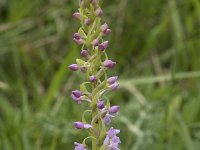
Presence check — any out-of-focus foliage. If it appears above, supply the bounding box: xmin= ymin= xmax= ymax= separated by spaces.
xmin=0 ymin=0 xmax=200 ymax=149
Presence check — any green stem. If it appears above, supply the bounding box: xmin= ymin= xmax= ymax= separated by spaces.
xmin=92 ymin=108 xmax=99 ymax=150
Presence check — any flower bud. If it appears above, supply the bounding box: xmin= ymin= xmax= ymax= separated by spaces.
xmin=69 ymin=64 xmax=79 ymax=71
xmin=73 ymin=38 xmax=84 ymax=45
xmin=73 ymin=32 xmax=81 ymax=40
xmin=84 ymin=19 xmax=91 ymax=26
xmin=97 ymin=100 xmax=105 ymax=109
xmin=104 ymin=29 xmax=112 ymax=36
xmin=100 ymin=23 xmax=108 ymax=32
xmin=95 ymin=7 xmax=103 ymax=17
xmin=92 ymin=38 xmax=99 ymax=47
xmin=107 ymin=76 xmax=118 ymax=84
xmin=109 ymin=82 xmax=119 ymax=90
xmin=81 ymin=50 xmax=89 ymax=57
xmin=103 ymin=60 xmax=116 ymax=68
xmin=72 ymin=90 xmax=82 ymax=97
xmin=109 ymin=106 xmax=120 ymax=113
xmin=89 ymin=75 xmax=97 ymax=82
xmin=98 ymin=41 xmax=109 ymax=51
xmin=74 ymin=122 xmax=84 ymax=129
xmin=73 ymin=12 xmax=80 ymax=20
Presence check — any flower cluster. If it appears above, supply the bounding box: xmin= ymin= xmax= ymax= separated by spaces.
xmin=69 ymin=0 xmax=121 ymax=149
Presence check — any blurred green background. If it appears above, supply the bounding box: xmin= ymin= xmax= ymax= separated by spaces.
xmin=0 ymin=0 xmax=200 ymax=149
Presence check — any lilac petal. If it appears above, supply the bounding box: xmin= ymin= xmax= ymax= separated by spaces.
xmin=74 ymin=142 xmax=85 ymax=150
xmin=69 ymin=64 xmax=79 ymax=71
xmin=109 ymin=82 xmax=119 ymax=90
xmin=72 ymin=90 xmax=82 ymax=97
xmin=83 ymin=124 xmax=92 ymax=129
xmin=103 ymin=60 xmax=116 ymax=69
xmin=97 ymin=100 xmax=105 ymax=109
xmin=107 ymin=76 xmax=118 ymax=84
xmin=74 ymin=122 xmax=84 ymax=129
xmin=103 ymin=114 xmax=112 ymax=125
xmin=109 ymin=106 xmax=120 ymax=113
xmin=71 ymin=94 xmax=81 ymax=104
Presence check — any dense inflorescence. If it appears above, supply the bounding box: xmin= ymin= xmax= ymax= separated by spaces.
xmin=69 ymin=0 xmax=121 ymax=149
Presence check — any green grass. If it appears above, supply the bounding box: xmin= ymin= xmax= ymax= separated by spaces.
xmin=0 ymin=0 xmax=200 ymax=149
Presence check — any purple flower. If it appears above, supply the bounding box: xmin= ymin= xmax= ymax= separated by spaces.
xmin=92 ymin=38 xmax=99 ymax=47
xmin=107 ymin=127 xmax=120 ymax=138
xmin=74 ymin=122 xmax=92 ymax=129
xmin=95 ymin=7 xmax=103 ymax=17
xmin=109 ymin=106 xmax=120 ymax=113
xmin=103 ymin=114 xmax=114 ymax=125
xmin=73 ymin=12 xmax=81 ymax=20
xmin=103 ymin=60 xmax=116 ymax=69
xmin=74 ymin=142 xmax=86 ymax=150
xmin=74 ymin=33 xmax=81 ymax=40
xmin=84 ymin=19 xmax=91 ymax=26
xmin=103 ymin=29 xmax=112 ymax=36
xmin=107 ymin=76 xmax=118 ymax=84
xmin=98 ymin=41 xmax=109 ymax=51
xmin=69 ymin=64 xmax=79 ymax=71
xmin=74 ymin=122 xmax=84 ymax=129
xmin=73 ymin=38 xmax=84 ymax=45
xmin=100 ymin=23 xmax=111 ymax=35
xmin=103 ymin=127 xmax=121 ymax=150
xmin=81 ymin=50 xmax=89 ymax=57
xmin=100 ymin=23 xmax=108 ymax=32
xmin=72 ymin=90 xmax=82 ymax=97
xmin=71 ymin=90 xmax=82 ymax=104
xmin=89 ymin=75 xmax=97 ymax=82
xmin=109 ymin=82 xmax=119 ymax=90
xmin=97 ymin=100 xmax=105 ymax=109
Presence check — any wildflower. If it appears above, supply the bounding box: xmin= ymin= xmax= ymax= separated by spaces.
xmin=81 ymin=50 xmax=89 ymax=57
xmin=92 ymin=38 xmax=99 ymax=46
xmin=95 ymin=7 xmax=103 ymax=16
xmin=108 ymin=82 xmax=119 ymax=90
xmin=109 ymin=106 xmax=120 ymax=113
xmin=98 ymin=41 xmax=109 ymax=51
xmin=107 ymin=76 xmax=118 ymax=84
xmin=74 ymin=142 xmax=86 ymax=150
xmin=103 ymin=60 xmax=116 ymax=68
xmin=89 ymin=75 xmax=97 ymax=82
xmin=69 ymin=64 xmax=79 ymax=71
xmin=74 ymin=122 xmax=92 ymax=129
xmin=97 ymin=100 xmax=105 ymax=109
xmin=73 ymin=12 xmax=81 ymax=20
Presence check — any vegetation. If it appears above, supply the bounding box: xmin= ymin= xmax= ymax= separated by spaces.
xmin=0 ymin=0 xmax=200 ymax=149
